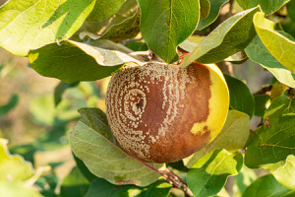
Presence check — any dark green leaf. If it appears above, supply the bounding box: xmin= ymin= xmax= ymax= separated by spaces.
xmin=84 ymin=178 xmax=172 ymax=197
xmin=69 ymin=108 xmax=163 ymax=186
xmin=237 ymin=0 xmax=289 ymax=15
xmin=187 ymin=149 xmax=243 ymax=197
xmin=287 ymin=0 xmax=295 ymax=22
xmin=28 ymin=40 xmax=143 ymax=83
xmin=87 ymin=0 xmax=125 ymax=22
xmin=138 ymin=0 xmax=200 ymax=63
xmin=254 ymin=94 xmax=270 ymax=117
xmin=225 ymin=74 xmax=255 ymax=118
xmin=60 ymin=167 xmax=90 ymax=197
xmin=0 ymin=94 xmax=18 ymax=117
xmin=54 ymin=81 xmax=79 ymax=107
xmin=183 ymin=7 xmax=260 ymax=66
xmin=253 ymin=12 xmax=295 ymax=74
xmin=0 ymin=0 xmax=96 ymax=56
xmin=200 ymin=0 xmax=210 ymax=19
xmin=242 ymin=174 xmax=294 ymax=197
xmin=197 ymin=0 xmax=229 ymax=30
xmin=73 ymin=153 xmax=97 ymax=182
xmin=166 ymin=160 xmax=189 ymax=172
xmin=264 ymin=96 xmax=295 ymax=121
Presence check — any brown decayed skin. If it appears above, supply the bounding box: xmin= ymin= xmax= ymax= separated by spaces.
xmin=106 ymin=62 xmax=212 ymax=163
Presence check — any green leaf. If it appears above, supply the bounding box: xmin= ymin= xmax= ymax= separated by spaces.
xmin=253 ymin=12 xmax=295 ymax=74
xmin=245 ymin=103 xmax=295 ymax=168
xmin=246 ymin=35 xmax=295 ymax=88
xmin=0 ymin=138 xmax=34 ymax=181
xmin=60 ymin=167 xmax=90 ymax=197
xmin=224 ymin=51 xmax=248 ymax=64
xmin=184 ymin=110 xmax=250 ymax=168
xmin=0 ymin=0 xmax=96 ymax=56
xmin=264 ymin=96 xmax=295 ymax=121
xmin=84 ymin=178 xmax=172 ymax=197
xmin=73 ymin=153 xmax=97 ymax=182
xmin=138 ymin=0 xmax=200 ymax=63
xmin=187 ymin=149 xmax=243 ymax=197
xmin=237 ymin=0 xmax=289 ymax=15
xmin=28 ymin=40 xmax=143 ymax=83
xmin=200 ymin=0 xmax=210 ymax=19
xmin=254 ymin=94 xmax=270 ymax=117
xmin=69 ymin=108 xmax=163 ymax=187
xmin=183 ymin=7 xmax=260 ymax=66
xmin=78 ymin=0 xmax=138 ymax=40
xmin=54 ymin=81 xmax=79 ymax=107
xmin=225 ymin=75 xmax=255 ymax=118
xmin=197 ymin=0 xmax=229 ymax=30
xmin=287 ymin=0 xmax=295 ymax=22
xmin=242 ymin=174 xmax=294 ymax=197
xmin=0 ymin=94 xmax=19 ymax=117
xmin=87 ymin=0 xmax=125 ymax=22
xmin=271 ymin=155 xmax=295 ymax=190
xmin=0 ymin=181 xmax=42 ymax=197
xmin=234 ymin=165 xmax=257 ymax=196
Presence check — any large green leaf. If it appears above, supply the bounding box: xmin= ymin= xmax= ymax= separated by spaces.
xmin=187 ymin=149 xmax=243 ymax=197
xmin=225 ymin=75 xmax=255 ymax=118
xmin=254 ymin=94 xmax=270 ymax=117
xmin=84 ymin=178 xmax=172 ymax=197
xmin=245 ymin=97 xmax=295 ymax=168
xmin=0 ymin=139 xmax=34 ymax=181
xmin=60 ymin=167 xmax=90 ymax=197
xmin=246 ymin=35 xmax=295 ymax=88
xmin=138 ymin=0 xmax=200 ymax=63
xmin=28 ymin=40 xmax=143 ymax=83
xmin=242 ymin=174 xmax=294 ymax=197
xmin=0 ymin=94 xmax=19 ymax=117
xmin=0 ymin=181 xmax=42 ymax=197
xmin=87 ymin=0 xmax=125 ymax=22
xmin=78 ymin=0 xmax=138 ymax=40
xmin=69 ymin=108 xmax=163 ymax=187
xmin=184 ymin=110 xmax=250 ymax=168
xmin=197 ymin=0 xmax=229 ymax=30
xmin=253 ymin=12 xmax=295 ymax=74
xmin=0 ymin=0 xmax=96 ymax=56
xmin=237 ymin=0 xmax=289 ymax=15
xmin=271 ymin=155 xmax=295 ymax=190
xmin=183 ymin=7 xmax=260 ymax=66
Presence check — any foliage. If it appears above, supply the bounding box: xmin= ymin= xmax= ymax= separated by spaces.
xmin=0 ymin=0 xmax=295 ymax=196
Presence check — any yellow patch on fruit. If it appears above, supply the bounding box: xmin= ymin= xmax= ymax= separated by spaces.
xmin=190 ymin=64 xmax=229 ymax=140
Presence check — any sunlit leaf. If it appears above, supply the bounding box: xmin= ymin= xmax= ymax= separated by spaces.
xmin=138 ymin=0 xmax=200 ymax=63
xmin=69 ymin=108 xmax=163 ymax=187
xmin=183 ymin=7 xmax=260 ymax=66
xmin=0 ymin=0 xmax=96 ymax=56
xmin=184 ymin=110 xmax=250 ymax=168
xmin=0 ymin=181 xmax=42 ymax=197
xmin=237 ymin=0 xmax=289 ymax=15
xmin=187 ymin=149 xmax=243 ymax=197
xmin=28 ymin=40 xmax=143 ymax=83
xmin=253 ymin=12 xmax=295 ymax=74
xmin=84 ymin=178 xmax=172 ymax=197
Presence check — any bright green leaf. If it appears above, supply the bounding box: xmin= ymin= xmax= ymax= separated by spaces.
xmin=245 ymin=106 xmax=295 ymax=168
xmin=87 ymin=0 xmax=125 ymax=22
xmin=28 ymin=40 xmax=143 ymax=83
xmin=84 ymin=178 xmax=172 ymax=197
xmin=184 ymin=110 xmax=250 ymax=168
xmin=263 ymin=96 xmax=295 ymax=121
xmin=187 ymin=149 xmax=243 ymax=197
xmin=0 ymin=0 xmax=96 ymax=56
xmin=253 ymin=12 xmax=295 ymax=74
xmin=271 ymin=154 xmax=295 ymax=190
xmin=60 ymin=167 xmax=90 ymax=197
xmin=197 ymin=0 xmax=229 ymax=30
xmin=225 ymin=74 xmax=255 ymax=118
xmin=242 ymin=174 xmax=294 ymax=197
xmin=237 ymin=0 xmax=289 ymax=15
xmin=0 ymin=181 xmax=42 ymax=197
xmin=183 ymin=7 xmax=260 ymax=66
xmin=246 ymin=35 xmax=295 ymax=88
xmin=0 ymin=139 xmax=34 ymax=181
xmin=138 ymin=0 xmax=200 ymax=63
xmin=0 ymin=94 xmax=19 ymax=117
xmin=69 ymin=108 xmax=163 ymax=187
xmin=254 ymin=94 xmax=270 ymax=117
xmin=200 ymin=0 xmax=211 ymax=19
